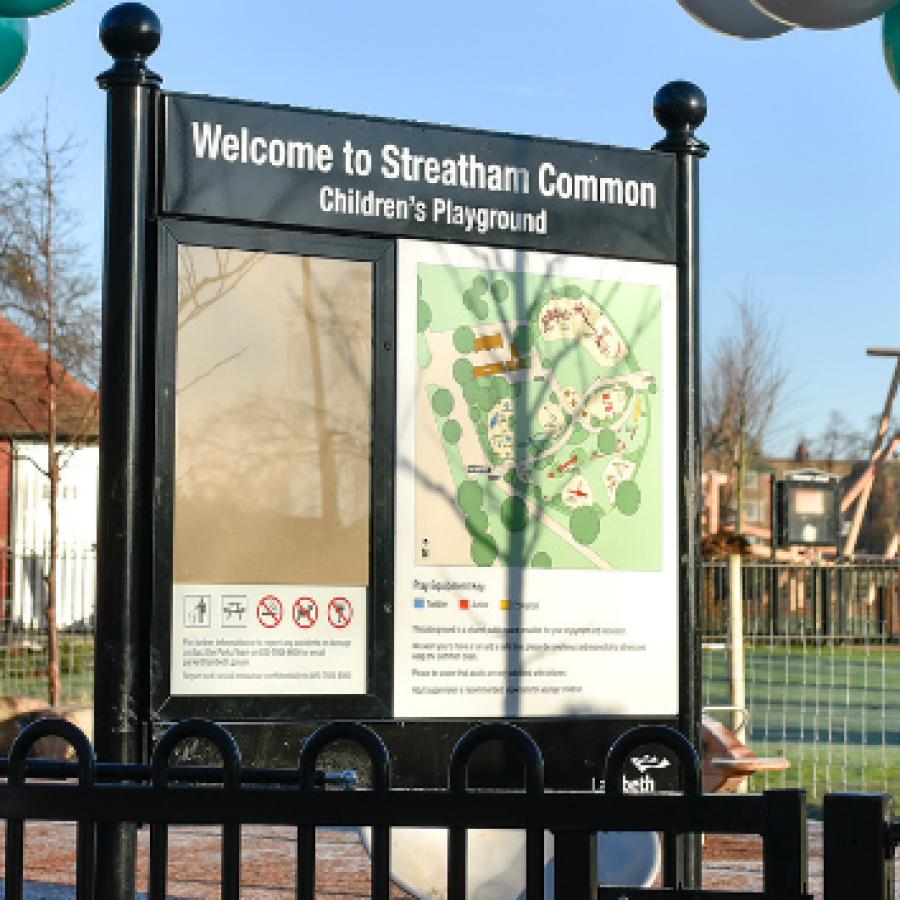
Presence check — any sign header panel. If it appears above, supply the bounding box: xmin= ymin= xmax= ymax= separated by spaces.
xmin=164 ymin=94 xmax=677 ymax=262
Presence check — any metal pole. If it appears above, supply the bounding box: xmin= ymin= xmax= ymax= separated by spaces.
xmin=653 ymin=80 xmax=708 ymax=889
xmin=94 ymin=5 xmax=161 ymax=898
xmin=728 ymin=552 xmax=747 ymax=746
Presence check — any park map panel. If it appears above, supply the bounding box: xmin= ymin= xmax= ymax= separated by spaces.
xmin=415 ymin=260 xmax=662 ymax=572
xmin=394 ymin=242 xmax=678 ymax=719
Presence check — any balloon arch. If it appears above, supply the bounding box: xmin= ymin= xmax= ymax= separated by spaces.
xmin=0 ymin=0 xmax=74 ymax=93
xmin=677 ymin=0 xmax=900 ymax=90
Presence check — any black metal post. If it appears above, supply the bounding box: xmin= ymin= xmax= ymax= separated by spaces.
xmin=824 ymin=792 xmax=895 ymax=899
xmin=95 ymin=5 xmax=161 ymax=898
xmin=762 ymin=789 xmax=809 ymax=897
xmin=653 ymin=80 xmax=708 ymax=889
xmin=552 ymin=831 xmax=597 ymax=899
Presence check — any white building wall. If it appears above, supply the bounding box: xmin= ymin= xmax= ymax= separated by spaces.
xmin=10 ymin=442 xmax=98 ymax=629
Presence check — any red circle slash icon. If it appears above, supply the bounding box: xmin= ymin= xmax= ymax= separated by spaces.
xmin=327 ymin=596 xmax=353 ymax=629
xmin=256 ymin=595 xmax=283 ymax=628
xmin=292 ymin=596 xmax=318 ymax=629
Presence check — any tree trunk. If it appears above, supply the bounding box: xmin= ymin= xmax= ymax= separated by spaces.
xmin=47 ymin=444 xmax=59 ymax=708
xmin=44 ymin=123 xmax=60 ymax=709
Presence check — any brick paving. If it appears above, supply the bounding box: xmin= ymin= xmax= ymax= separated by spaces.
xmin=0 ymin=821 xmax=898 ymax=898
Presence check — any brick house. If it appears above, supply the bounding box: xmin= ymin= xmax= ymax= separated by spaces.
xmin=702 ymin=457 xmax=899 ymax=559
xmin=0 ymin=315 xmax=99 ymax=626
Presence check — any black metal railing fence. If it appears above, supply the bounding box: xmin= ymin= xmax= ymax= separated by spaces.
xmin=0 ymin=717 xmax=895 ymax=899
xmin=701 ymin=560 xmax=900 ymax=640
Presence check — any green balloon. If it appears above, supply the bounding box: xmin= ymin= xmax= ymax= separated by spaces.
xmin=883 ymin=4 xmax=900 ymax=92
xmin=0 ymin=0 xmax=72 ymax=16
xmin=0 ymin=17 xmax=27 ymax=92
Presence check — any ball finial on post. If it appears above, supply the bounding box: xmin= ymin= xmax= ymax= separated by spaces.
xmin=652 ymin=81 xmax=708 ymax=157
xmin=98 ymin=3 xmax=161 ymax=86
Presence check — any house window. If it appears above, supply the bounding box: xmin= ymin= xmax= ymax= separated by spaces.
xmin=742 ymin=500 xmax=764 ymax=525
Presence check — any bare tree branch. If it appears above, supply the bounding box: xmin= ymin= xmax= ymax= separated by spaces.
xmin=702 ymin=291 xmax=790 ymax=534
xmin=0 ymin=106 xmax=99 ymax=705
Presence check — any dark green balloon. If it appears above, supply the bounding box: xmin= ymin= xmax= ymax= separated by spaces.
xmin=0 ymin=1 xmax=72 ymax=16
xmin=883 ymin=4 xmax=900 ymax=92
xmin=0 ymin=17 xmax=27 ymax=93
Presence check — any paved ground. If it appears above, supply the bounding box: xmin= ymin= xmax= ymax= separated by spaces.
xmin=0 ymin=821 xmax=897 ymax=898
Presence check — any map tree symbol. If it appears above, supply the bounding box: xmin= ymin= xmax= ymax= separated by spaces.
xmin=462 ymin=279 xmax=489 ymax=320
xmin=431 ymin=388 xmax=454 ymax=417
xmin=453 ymin=326 xmax=476 ymax=353
xmin=616 ymin=480 xmax=642 ymax=516
xmin=570 ymin=506 xmax=601 ymax=545
xmin=465 ymin=507 xmax=489 ymax=539
xmin=500 ymin=496 xmax=528 ymax=532
xmin=459 ymin=479 xmax=499 ymax=566
xmin=442 ymin=419 xmax=462 ymax=444
xmin=458 ymin=479 xmax=484 ymax=516
xmin=490 ymin=279 xmax=510 ymax=303
xmin=452 ymin=358 xmax=474 ymax=385
xmin=471 ymin=532 xmax=498 ymax=566
xmin=597 ymin=428 xmax=617 ymax=454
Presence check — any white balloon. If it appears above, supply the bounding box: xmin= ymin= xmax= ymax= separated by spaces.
xmin=677 ymin=0 xmax=794 ymax=38
xmin=750 ymin=0 xmax=896 ymax=29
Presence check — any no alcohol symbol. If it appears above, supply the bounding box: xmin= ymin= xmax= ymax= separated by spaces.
xmin=292 ymin=596 xmax=318 ymax=629
xmin=327 ymin=596 xmax=353 ymax=629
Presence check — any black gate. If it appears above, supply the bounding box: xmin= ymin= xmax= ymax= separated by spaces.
xmin=1 ymin=717 xmax=893 ymax=899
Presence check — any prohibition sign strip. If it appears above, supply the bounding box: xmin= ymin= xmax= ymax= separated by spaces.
xmin=292 ymin=596 xmax=318 ymax=628
xmin=327 ymin=596 xmax=353 ymax=629
xmin=256 ymin=594 xmax=283 ymax=628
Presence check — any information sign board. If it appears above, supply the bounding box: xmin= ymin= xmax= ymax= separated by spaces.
xmin=95 ymin=14 xmax=706 ymax=881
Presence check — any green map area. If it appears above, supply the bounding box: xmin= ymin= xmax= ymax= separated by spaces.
xmin=416 ymin=262 xmax=663 ymax=571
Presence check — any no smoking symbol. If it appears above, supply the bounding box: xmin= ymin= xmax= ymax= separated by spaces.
xmin=256 ymin=595 xmax=283 ymax=629
xmin=327 ymin=597 xmax=353 ymax=629
xmin=292 ymin=596 xmax=318 ymax=629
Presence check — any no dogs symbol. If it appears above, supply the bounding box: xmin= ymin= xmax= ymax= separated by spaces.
xmin=327 ymin=597 xmax=353 ymax=629
xmin=292 ymin=596 xmax=318 ymax=628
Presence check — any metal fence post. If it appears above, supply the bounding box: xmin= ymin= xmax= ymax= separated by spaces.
xmin=552 ymin=831 xmax=597 ymax=899
xmin=824 ymin=792 xmax=895 ymax=900
xmin=95 ymin=4 xmax=161 ymax=898
xmin=762 ymin=789 xmax=808 ymax=897
xmin=449 ymin=723 xmax=545 ymax=900
xmin=728 ymin=551 xmax=747 ymax=746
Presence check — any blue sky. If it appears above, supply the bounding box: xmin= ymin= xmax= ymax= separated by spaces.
xmin=3 ymin=0 xmax=898 ymax=455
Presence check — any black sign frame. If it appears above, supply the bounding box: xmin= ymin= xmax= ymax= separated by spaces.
xmin=94 ymin=9 xmax=708 ymax=887
xmin=151 ymin=220 xmax=397 ymax=724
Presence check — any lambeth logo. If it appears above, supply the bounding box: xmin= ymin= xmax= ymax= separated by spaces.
xmin=622 ymin=754 xmax=671 ymax=794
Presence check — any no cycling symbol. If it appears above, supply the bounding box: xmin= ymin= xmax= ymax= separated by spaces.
xmin=327 ymin=597 xmax=353 ymax=629
xmin=256 ymin=595 xmax=283 ymax=629
xmin=292 ymin=596 xmax=318 ymax=629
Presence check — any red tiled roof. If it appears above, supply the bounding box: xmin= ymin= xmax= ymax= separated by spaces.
xmin=0 ymin=314 xmax=98 ymax=439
